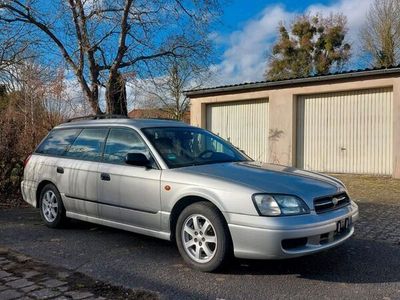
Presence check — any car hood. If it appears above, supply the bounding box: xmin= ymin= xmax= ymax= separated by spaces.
xmin=177 ymin=161 xmax=346 ymax=205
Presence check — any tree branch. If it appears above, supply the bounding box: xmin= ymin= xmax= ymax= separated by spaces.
xmin=0 ymin=2 xmax=78 ymax=72
xmin=109 ymin=0 xmax=133 ymax=73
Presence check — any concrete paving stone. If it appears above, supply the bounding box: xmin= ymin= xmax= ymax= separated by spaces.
xmin=37 ymin=276 xmax=51 ymax=282
xmin=14 ymin=254 xmax=31 ymax=263
xmin=65 ymin=291 xmax=94 ymax=299
xmin=0 ymin=284 xmax=7 ymax=291
xmin=2 ymin=263 xmax=16 ymax=271
xmin=32 ymin=266 xmax=45 ymax=272
xmin=6 ymin=278 xmax=34 ymax=289
xmin=2 ymin=276 xmax=19 ymax=282
xmin=0 ymin=247 xmax=9 ymax=255
xmin=22 ymin=271 xmax=40 ymax=279
xmin=57 ymin=271 xmax=72 ymax=279
xmin=29 ymin=288 xmax=61 ymax=299
xmin=0 ymin=270 xmax=11 ymax=279
xmin=21 ymin=284 xmax=40 ymax=293
xmin=0 ymin=289 xmax=23 ymax=300
xmin=41 ymin=278 xmax=67 ymax=288
xmin=57 ymin=285 xmax=69 ymax=292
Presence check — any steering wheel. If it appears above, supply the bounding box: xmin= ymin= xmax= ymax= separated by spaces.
xmin=198 ymin=150 xmax=215 ymax=159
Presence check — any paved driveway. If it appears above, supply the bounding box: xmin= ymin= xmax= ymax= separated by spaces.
xmin=0 ymin=201 xmax=399 ymax=300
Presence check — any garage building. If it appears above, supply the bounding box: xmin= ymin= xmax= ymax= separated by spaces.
xmin=186 ymin=67 xmax=400 ymax=178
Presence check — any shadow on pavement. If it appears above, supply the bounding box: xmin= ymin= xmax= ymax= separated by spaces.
xmin=222 ymin=238 xmax=399 ymax=284
xmin=64 ymin=216 xmax=400 ymax=285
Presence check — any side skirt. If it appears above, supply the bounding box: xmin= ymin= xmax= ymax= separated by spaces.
xmin=66 ymin=211 xmax=171 ymax=241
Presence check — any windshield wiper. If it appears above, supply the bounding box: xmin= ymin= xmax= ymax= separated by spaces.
xmin=188 ymin=159 xmax=242 ymax=167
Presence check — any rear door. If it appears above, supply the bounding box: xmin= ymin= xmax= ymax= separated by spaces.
xmin=34 ymin=128 xmax=81 ymax=206
xmin=57 ymin=127 xmax=109 ymax=217
xmin=97 ymin=127 xmax=162 ymax=230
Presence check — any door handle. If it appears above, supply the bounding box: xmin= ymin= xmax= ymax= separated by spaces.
xmin=100 ymin=173 xmax=111 ymax=181
xmin=56 ymin=167 xmax=64 ymax=174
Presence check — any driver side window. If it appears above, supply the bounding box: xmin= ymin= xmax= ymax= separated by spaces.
xmin=103 ymin=128 xmax=149 ymax=164
xmin=195 ymin=134 xmax=235 ymax=158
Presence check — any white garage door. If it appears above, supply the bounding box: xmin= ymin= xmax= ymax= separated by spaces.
xmin=297 ymin=88 xmax=393 ymax=175
xmin=206 ymin=99 xmax=269 ymax=162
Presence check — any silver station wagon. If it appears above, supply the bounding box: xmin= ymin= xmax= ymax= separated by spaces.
xmin=21 ymin=116 xmax=359 ymax=271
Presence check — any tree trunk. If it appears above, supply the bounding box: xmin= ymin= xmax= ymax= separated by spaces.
xmin=105 ymin=72 xmax=127 ymax=115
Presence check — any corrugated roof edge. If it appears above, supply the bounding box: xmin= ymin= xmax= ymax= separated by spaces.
xmin=184 ymin=65 xmax=400 ymax=97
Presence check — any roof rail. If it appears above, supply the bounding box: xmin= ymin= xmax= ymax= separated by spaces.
xmin=66 ymin=114 xmax=129 ymax=123
xmin=147 ymin=117 xmax=182 ymax=121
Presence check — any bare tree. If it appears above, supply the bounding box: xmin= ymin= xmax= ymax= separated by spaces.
xmin=41 ymin=68 xmax=80 ymax=126
xmin=0 ymin=61 xmax=65 ymax=196
xmin=0 ymin=0 xmax=220 ymax=115
xmin=135 ymin=58 xmax=211 ymax=120
xmin=7 ymin=62 xmax=76 ymax=141
xmin=0 ymin=21 xmax=34 ymax=87
xmin=360 ymin=0 xmax=400 ymax=67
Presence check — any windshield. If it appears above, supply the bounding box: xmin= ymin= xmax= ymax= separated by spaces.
xmin=142 ymin=127 xmax=250 ymax=168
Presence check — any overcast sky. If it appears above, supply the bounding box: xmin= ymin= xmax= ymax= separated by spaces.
xmin=211 ymin=0 xmax=374 ymax=85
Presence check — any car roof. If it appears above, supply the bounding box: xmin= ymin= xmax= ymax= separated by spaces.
xmin=55 ymin=118 xmax=193 ymax=130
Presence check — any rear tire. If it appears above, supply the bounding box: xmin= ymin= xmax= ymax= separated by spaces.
xmin=39 ymin=183 xmax=67 ymax=228
xmin=176 ymin=202 xmax=232 ymax=272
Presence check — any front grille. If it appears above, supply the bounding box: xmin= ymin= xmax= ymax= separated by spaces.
xmin=314 ymin=192 xmax=350 ymax=214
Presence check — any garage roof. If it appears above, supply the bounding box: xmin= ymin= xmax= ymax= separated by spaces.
xmin=185 ymin=65 xmax=400 ymax=97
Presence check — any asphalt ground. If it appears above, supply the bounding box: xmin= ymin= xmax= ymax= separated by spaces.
xmin=0 ymin=200 xmax=399 ymax=300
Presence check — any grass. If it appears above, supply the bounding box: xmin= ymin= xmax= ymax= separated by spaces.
xmin=330 ymin=174 xmax=400 ymax=205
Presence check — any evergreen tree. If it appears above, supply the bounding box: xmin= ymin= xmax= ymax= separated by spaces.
xmin=265 ymin=14 xmax=351 ymax=80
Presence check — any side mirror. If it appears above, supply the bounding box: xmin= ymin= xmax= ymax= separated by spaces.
xmin=125 ymin=153 xmax=151 ymax=168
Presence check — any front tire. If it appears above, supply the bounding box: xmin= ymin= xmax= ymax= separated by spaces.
xmin=176 ymin=202 xmax=231 ymax=272
xmin=39 ymin=184 xmax=67 ymax=228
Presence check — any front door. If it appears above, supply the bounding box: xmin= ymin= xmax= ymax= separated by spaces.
xmin=97 ymin=127 xmax=162 ymax=230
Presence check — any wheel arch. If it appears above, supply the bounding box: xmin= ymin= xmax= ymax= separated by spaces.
xmin=169 ymin=195 xmax=228 ymax=242
xmin=36 ymin=180 xmax=57 ymax=208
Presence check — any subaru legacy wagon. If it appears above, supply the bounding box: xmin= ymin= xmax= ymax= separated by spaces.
xmin=21 ymin=117 xmax=359 ymax=271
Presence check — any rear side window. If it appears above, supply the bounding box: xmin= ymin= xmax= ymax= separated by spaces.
xmin=65 ymin=128 xmax=109 ymax=161
xmin=36 ymin=129 xmax=81 ymax=156
xmin=103 ymin=128 xmax=148 ymax=164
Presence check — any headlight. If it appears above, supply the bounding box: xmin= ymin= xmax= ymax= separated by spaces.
xmin=252 ymin=194 xmax=310 ymax=216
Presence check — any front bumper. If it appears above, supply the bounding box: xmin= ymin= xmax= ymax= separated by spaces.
xmin=226 ymin=202 xmax=359 ymax=259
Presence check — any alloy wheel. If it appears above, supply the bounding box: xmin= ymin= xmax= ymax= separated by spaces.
xmin=41 ymin=190 xmax=58 ymax=223
xmin=181 ymin=214 xmax=218 ymax=263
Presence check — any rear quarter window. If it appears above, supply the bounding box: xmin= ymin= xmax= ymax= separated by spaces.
xmin=36 ymin=129 xmax=81 ymax=156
